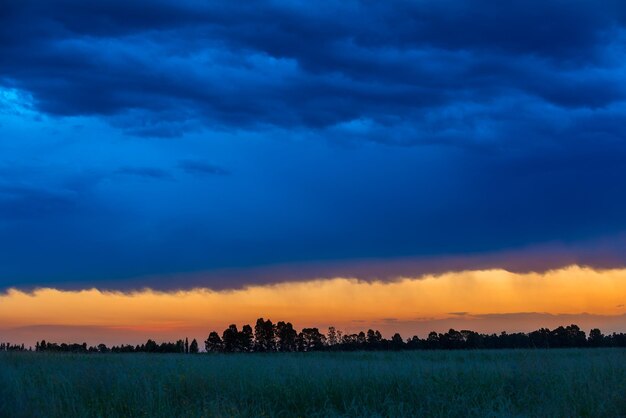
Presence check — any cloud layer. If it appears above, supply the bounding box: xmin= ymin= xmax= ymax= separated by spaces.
xmin=1 ymin=1 xmax=626 ymax=288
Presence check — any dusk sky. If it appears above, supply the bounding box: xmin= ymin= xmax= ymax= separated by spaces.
xmin=2 ymin=1 xmax=626 ymax=344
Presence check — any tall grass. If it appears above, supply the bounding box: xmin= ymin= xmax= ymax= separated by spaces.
xmin=1 ymin=349 xmax=625 ymax=417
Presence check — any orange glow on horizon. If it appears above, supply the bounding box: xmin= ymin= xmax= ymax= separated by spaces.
xmin=1 ymin=265 xmax=625 ymax=346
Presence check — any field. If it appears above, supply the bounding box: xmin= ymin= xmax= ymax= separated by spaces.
xmin=1 ymin=349 xmax=625 ymax=417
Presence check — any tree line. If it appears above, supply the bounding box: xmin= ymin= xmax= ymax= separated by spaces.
xmin=3 ymin=319 xmax=626 ymax=353
xmin=202 ymin=319 xmax=626 ymax=352
xmin=0 ymin=343 xmax=25 ymax=352
xmin=26 ymin=338 xmax=200 ymax=354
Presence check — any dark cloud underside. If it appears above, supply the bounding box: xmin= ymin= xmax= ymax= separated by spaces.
xmin=1 ymin=1 xmax=626 ymax=289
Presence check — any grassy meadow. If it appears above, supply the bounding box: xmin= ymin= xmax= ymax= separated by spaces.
xmin=1 ymin=349 xmax=625 ymax=417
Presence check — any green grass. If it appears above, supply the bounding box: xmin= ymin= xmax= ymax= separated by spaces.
xmin=1 ymin=349 xmax=625 ymax=417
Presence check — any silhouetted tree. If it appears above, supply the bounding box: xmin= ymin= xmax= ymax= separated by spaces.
xmin=111 ymin=344 xmax=135 ymax=353
xmin=276 ymin=321 xmax=297 ymax=352
xmin=588 ymin=328 xmax=605 ymax=347
xmin=254 ymin=318 xmax=276 ymax=352
xmin=299 ymin=328 xmax=325 ymax=351
xmin=406 ymin=335 xmax=421 ymax=350
xmin=566 ymin=324 xmax=587 ymax=347
xmin=222 ymin=324 xmax=241 ymax=352
xmin=391 ymin=333 xmax=404 ymax=350
xmin=366 ymin=329 xmax=383 ymax=349
xmin=425 ymin=331 xmax=440 ymax=349
xmin=327 ymin=326 xmax=338 ymax=347
xmin=189 ymin=339 xmax=199 ymax=353
xmin=239 ymin=325 xmax=254 ymax=352
xmin=549 ymin=325 xmax=586 ymax=348
xmin=439 ymin=329 xmax=463 ymax=349
xmin=205 ymin=332 xmax=223 ymax=352
xmin=144 ymin=339 xmax=158 ymax=353
xmin=339 ymin=333 xmax=358 ymax=351
xmin=356 ymin=331 xmax=366 ymax=347
xmin=529 ymin=328 xmax=551 ymax=348
xmin=609 ymin=332 xmax=626 ymax=347
xmin=459 ymin=330 xmax=481 ymax=349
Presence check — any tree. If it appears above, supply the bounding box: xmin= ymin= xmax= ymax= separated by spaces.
xmin=254 ymin=318 xmax=276 ymax=352
xmin=391 ymin=333 xmax=404 ymax=350
xmin=529 ymin=328 xmax=550 ymax=348
xmin=425 ymin=331 xmax=440 ymax=349
xmin=189 ymin=339 xmax=199 ymax=353
xmin=144 ymin=339 xmax=158 ymax=352
xmin=549 ymin=325 xmax=586 ymax=348
xmin=204 ymin=332 xmax=223 ymax=352
xmin=460 ymin=330 xmax=483 ymax=349
xmin=327 ymin=326 xmax=338 ymax=347
xmin=336 ymin=329 xmax=343 ymax=344
xmin=588 ymin=328 xmax=604 ymax=347
xmin=276 ymin=321 xmax=297 ymax=352
xmin=440 ymin=329 xmax=464 ymax=349
xmin=565 ymin=324 xmax=587 ymax=347
xmin=222 ymin=324 xmax=241 ymax=352
xmin=356 ymin=331 xmax=366 ymax=347
xmin=366 ymin=329 xmax=383 ymax=349
xmin=239 ymin=325 xmax=254 ymax=352
xmin=185 ymin=337 xmax=189 ymax=354
xmin=406 ymin=335 xmax=421 ymax=350
xmin=299 ymin=328 xmax=325 ymax=351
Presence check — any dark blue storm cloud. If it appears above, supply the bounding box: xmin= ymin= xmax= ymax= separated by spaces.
xmin=1 ymin=0 xmax=626 ymax=289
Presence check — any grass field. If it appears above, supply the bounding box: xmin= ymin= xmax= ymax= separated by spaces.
xmin=1 ymin=349 xmax=625 ymax=417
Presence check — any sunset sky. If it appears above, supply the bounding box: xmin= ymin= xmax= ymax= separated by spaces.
xmin=2 ymin=1 xmax=626 ymax=346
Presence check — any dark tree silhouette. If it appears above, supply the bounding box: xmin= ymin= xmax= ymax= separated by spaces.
xmin=356 ymin=331 xmax=366 ymax=347
xmin=239 ymin=325 xmax=254 ymax=352
xmin=145 ymin=339 xmax=158 ymax=353
xmin=366 ymin=329 xmax=383 ymax=349
xmin=549 ymin=325 xmax=587 ymax=348
xmin=529 ymin=328 xmax=551 ymax=348
xmin=326 ymin=326 xmax=338 ymax=347
xmin=298 ymin=328 xmax=325 ymax=351
xmin=276 ymin=321 xmax=297 ymax=352
xmin=406 ymin=335 xmax=420 ymax=350
xmin=222 ymin=324 xmax=241 ymax=352
xmin=440 ymin=329 xmax=464 ymax=350
xmin=426 ymin=331 xmax=440 ymax=349
xmin=391 ymin=333 xmax=404 ymax=350
xmin=204 ymin=332 xmax=223 ymax=353
xmin=189 ymin=339 xmax=199 ymax=354
xmin=254 ymin=318 xmax=276 ymax=352
xmin=588 ymin=328 xmax=605 ymax=347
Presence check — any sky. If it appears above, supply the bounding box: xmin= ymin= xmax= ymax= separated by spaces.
xmin=1 ymin=1 xmax=626 ymax=345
